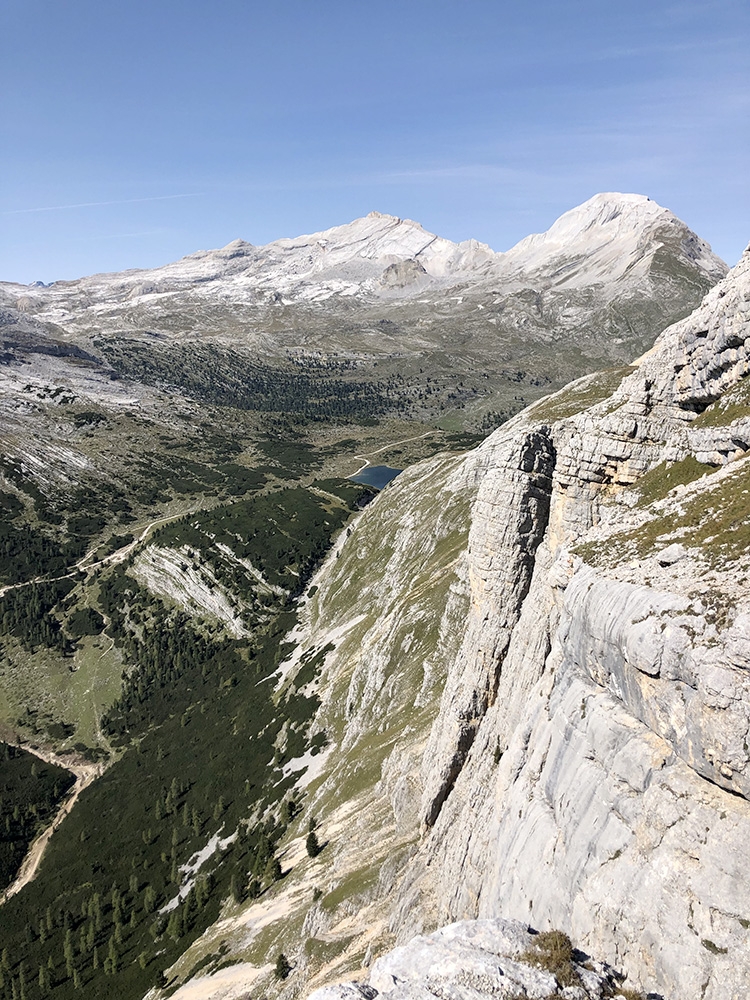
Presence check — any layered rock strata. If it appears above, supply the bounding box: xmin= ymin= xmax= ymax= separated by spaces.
xmin=389 ymin=247 xmax=750 ymax=1000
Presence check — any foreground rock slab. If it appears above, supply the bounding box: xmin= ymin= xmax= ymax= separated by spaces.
xmin=308 ymin=919 xmax=639 ymax=1000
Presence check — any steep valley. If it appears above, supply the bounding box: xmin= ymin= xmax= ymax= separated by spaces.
xmin=202 ymin=242 xmax=750 ymax=1000
xmin=0 ymin=194 xmax=744 ymax=1000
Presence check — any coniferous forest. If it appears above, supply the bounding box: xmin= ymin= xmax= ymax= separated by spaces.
xmin=0 ymin=467 xmax=374 ymax=1000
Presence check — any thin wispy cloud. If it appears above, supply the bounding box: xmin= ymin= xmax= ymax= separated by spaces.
xmin=593 ymin=35 xmax=739 ymax=61
xmin=84 ymin=230 xmax=167 ymax=241
xmin=2 ymin=193 xmax=202 ymax=215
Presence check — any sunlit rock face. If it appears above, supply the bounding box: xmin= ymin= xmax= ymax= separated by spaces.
xmin=292 ymin=250 xmax=750 ymax=1000
xmin=143 ymin=228 xmax=750 ymax=1000
xmin=388 ymin=248 xmax=750 ymax=1000
xmin=308 ymin=918 xmax=628 ymax=1000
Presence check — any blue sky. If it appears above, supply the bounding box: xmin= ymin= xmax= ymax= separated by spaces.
xmin=2 ymin=0 xmax=748 ymax=282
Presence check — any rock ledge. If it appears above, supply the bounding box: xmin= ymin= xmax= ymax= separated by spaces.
xmin=308 ymin=919 xmax=644 ymax=1000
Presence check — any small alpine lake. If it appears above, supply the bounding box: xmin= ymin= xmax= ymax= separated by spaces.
xmin=348 ymin=465 xmax=402 ymax=490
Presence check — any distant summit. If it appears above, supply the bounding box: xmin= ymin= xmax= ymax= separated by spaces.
xmin=3 ymin=193 xmax=726 ymax=310
xmin=500 ymin=192 xmax=723 ymax=283
xmin=0 ymin=192 xmax=728 ymax=435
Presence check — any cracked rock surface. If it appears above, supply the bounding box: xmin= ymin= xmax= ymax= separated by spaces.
xmin=386 ymin=249 xmax=750 ymax=1000
xmin=308 ymin=919 xmax=628 ymax=1000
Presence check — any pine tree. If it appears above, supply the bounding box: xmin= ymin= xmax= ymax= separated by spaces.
xmin=306 ymin=829 xmax=322 ymax=858
xmin=280 ymin=798 xmax=298 ymax=825
xmin=93 ymin=892 xmax=102 ymax=931
xmin=230 ymin=874 xmax=244 ymax=904
xmin=107 ymin=936 xmax=118 ymax=975
xmin=265 ymin=856 xmax=282 ymax=882
xmin=274 ymin=952 xmax=292 ymax=980
xmin=166 ymin=909 xmax=182 ymax=942
xmin=64 ymin=928 xmax=74 ymax=978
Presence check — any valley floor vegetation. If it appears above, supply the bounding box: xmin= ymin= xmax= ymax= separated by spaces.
xmin=0 ymin=431 xmax=375 ymax=998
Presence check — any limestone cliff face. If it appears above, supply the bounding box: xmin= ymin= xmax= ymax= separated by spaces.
xmin=167 ymin=249 xmax=750 ymax=1000
xmin=390 ymin=246 xmax=750 ymax=1000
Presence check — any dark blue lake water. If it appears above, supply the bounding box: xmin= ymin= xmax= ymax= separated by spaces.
xmin=349 ymin=465 xmax=402 ymax=490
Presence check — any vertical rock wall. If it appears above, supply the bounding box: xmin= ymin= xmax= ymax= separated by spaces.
xmin=388 ymin=249 xmax=750 ymax=999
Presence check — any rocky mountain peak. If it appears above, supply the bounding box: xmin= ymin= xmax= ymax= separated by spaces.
xmin=1 ymin=194 xmax=726 ymax=319
xmin=500 ymin=191 xmax=726 ymax=286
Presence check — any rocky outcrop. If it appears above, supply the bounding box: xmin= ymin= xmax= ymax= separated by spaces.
xmin=309 ymin=919 xmax=629 ymax=1000
xmin=130 ymin=544 xmax=253 ymax=637
xmin=420 ymin=429 xmax=556 ymax=828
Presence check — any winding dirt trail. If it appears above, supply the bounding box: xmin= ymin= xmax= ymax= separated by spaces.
xmin=350 ymin=430 xmax=441 ymax=477
xmin=0 ymin=746 xmax=104 ymax=905
xmin=0 ymin=520 xmax=181 ymax=901
xmin=0 ymin=510 xmax=183 ymax=599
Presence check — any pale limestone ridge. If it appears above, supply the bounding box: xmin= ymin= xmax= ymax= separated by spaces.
xmin=309 ymin=919 xmax=627 ymax=1000
xmin=1 ymin=194 xmax=726 ymax=322
xmin=388 ymin=247 xmax=750 ymax=999
xmin=501 ymin=192 xmax=722 ymax=285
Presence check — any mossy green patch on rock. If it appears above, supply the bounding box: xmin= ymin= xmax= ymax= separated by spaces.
xmin=577 ymin=456 xmax=750 ymax=569
xmin=526 ymin=366 xmax=636 ymax=425
xmin=693 ymin=373 xmax=750 ymax=428
xmin=320 ymin=865 xmax=380 ymax=913
xmin=632 ymin=455 xmax=715 ymax=507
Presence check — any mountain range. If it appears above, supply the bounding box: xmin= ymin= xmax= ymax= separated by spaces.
xmin=0 ymin=194 xmax=745 ymax=1000
xmin=0 ymin=193 xmax=726 ymax=437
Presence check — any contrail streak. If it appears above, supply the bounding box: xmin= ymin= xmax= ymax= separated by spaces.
xmin=2 ymin=193 xmax=202 ymax=215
